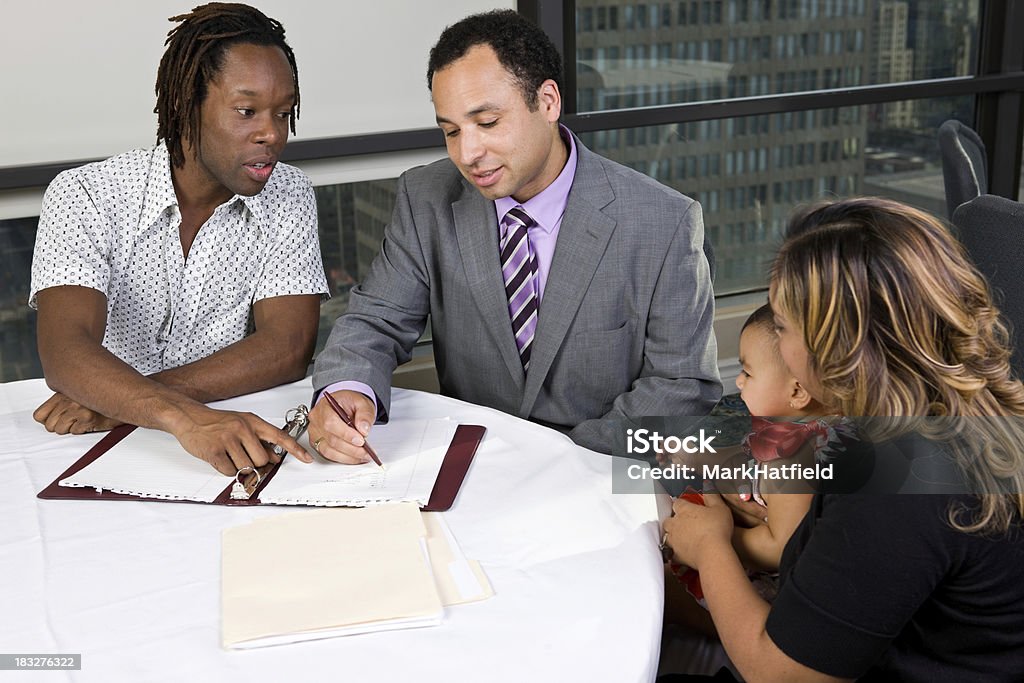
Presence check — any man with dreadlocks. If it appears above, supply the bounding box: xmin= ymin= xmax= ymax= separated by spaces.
xmin=29 ymin=3 xmax=327 ymax=475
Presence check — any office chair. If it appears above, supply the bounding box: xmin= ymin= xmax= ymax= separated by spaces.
xmin=952 ymin=194 xmax=1024 ymax=379
xmin=939 ymin=119 xmax=988 ymax=219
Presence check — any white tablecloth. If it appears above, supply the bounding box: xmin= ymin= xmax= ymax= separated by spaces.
xmin=0 ymin=378 xmax=665 ymax=683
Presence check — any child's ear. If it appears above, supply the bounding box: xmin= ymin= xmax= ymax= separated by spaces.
xmin=788 ymin=380 xmax=813 ymax=411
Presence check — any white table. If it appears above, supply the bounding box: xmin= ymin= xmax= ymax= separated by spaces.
xmin=0 ymin=378 xmax=665 ymax=683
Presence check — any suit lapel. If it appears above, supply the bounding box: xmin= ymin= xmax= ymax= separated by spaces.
xmin=520 ymin=141 xmax=617 ymax=416
xmin=452 ymin=183 xmax=526 ymax=391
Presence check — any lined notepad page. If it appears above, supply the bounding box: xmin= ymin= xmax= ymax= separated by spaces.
xmin=259 ymin=418 xmax=456 ymax=506
xmin=59 ymin=428 xmax=231 ymax=502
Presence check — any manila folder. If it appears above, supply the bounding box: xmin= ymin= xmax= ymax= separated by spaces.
xmin=222 ymin=503 xmax=442 ymax=648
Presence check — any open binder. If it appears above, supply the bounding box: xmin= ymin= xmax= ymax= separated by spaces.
xmin=37 ymin=423 xmax=485 ymax=512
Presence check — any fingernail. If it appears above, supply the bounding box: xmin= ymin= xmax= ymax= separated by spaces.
xmin=351 ymin=435 xmax=364 ymax=447
xmin=358 ymin=421 xmax=371 ymax=434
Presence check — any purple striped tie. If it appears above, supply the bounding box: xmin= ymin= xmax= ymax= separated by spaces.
xmin=500 ymin=207 xmax=539 ymax=371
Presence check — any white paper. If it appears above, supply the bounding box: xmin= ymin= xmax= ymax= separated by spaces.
xmin=59 ymin=428 xmax=230 ymax=502
xmin=259 ymin=418 xmax=456 ymax=506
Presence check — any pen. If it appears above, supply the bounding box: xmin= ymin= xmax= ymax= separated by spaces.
xmin=322 ymin=391 xmax=385 ymax=470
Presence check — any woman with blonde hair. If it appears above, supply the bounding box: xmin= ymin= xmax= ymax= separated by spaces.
xmin=662 ymin=197 xmax=1024 ymax=682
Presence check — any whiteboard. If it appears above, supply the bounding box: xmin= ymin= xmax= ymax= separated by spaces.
xmin=0 ymin=0 xmax=513 ymax=168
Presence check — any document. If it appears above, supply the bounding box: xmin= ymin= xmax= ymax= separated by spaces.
xmin=221 ymin=504 xmax=492 ymax=649
xmin=59 ymin=427 xmax=235 ymax=502
xmin=222 ymin=504 xmax=442 ymax=648
xmin=259 ymin=418 xmax=457 ymax=506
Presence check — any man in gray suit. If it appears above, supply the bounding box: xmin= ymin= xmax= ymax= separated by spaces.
xmin=308 ymin=10 xmax=720 ymax=460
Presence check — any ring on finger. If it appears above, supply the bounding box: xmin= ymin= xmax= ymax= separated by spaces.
xmin=659 ymin=531 xmax=673 ymax=562
xmin=313 ymin=436 xmax=325 ymax=454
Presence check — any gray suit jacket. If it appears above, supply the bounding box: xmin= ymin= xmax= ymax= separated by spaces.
xmin=313 ymin=133 xmax=721 ymax=453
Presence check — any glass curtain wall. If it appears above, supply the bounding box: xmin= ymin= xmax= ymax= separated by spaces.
xmin=574 ymin=0 xmax=981 ymax=292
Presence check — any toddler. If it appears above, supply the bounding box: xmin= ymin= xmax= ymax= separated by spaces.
xmin=666 ymin=304 xmax=851 ymax=626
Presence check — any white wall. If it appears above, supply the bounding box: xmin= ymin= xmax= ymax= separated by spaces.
xmin=0 ymin=0 xmax=513 ymax=168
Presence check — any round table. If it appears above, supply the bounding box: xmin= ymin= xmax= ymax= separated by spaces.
xmin=0 ymin=378 xmax=665 ymax=682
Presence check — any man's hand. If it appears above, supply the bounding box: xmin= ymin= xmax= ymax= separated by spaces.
xmin=33 ymin=393 xmax=124 ymax=434
xmin=168 ymin=405 xmax=313 ymax=475
xmin=307 ymin=390 xmax=376 ymax=465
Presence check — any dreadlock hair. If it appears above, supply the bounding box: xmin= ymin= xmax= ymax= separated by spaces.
xmin=155 ymin=3 xmax=299 ymax=168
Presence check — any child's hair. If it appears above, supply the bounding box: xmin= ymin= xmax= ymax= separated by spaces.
xmin=770 ymin=196 xmax=1024 ymax=533
xmin=740 ymin=303 xmax=787 ymax=374
xmin=741 ymin=303 xmax=778 ymax=347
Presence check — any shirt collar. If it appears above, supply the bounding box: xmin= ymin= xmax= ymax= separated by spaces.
xmin=236 ymin=189 xmax=263 ymax=222
xmin=139 ymin=145 xmax=260 ymax=232
xmin=495 ymin=124 xmax=577 ymax=234
xmin=138 ymin=144 xmax=179 ymax=233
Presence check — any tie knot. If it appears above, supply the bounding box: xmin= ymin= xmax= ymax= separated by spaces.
xmin=503 ymin=206 xmax=535 ymax=229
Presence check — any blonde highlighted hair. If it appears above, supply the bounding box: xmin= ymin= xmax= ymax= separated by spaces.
xmin=770 ymin=197 xmax=1024 ymax=533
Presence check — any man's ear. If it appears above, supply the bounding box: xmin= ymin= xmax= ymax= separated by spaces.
xmin=537 ymin=79 xmax=562 ymax=122
xmin=789 ymin=380 xmax=813 ymax=410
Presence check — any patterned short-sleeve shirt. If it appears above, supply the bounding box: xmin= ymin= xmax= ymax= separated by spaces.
xmin=30 ymin=145 xmax=329 ymax=374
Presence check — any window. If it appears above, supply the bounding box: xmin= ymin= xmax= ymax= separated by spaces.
xmin=575 ymin=0 xmax=980 ymax=112
xmin=0 ymin=217 xmax=41 ymax=381
xmin=577 ymin=95 xmax=973 ymax=293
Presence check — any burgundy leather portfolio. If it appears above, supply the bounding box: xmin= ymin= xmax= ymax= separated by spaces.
xmin=38 ymin=424 xmax=486 ymax=512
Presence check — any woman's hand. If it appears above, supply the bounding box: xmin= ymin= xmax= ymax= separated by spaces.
xmin=663 ymin=492 xmax=736 ymax=569
xmin=721 ymin=489 xmax=771 ymax=527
